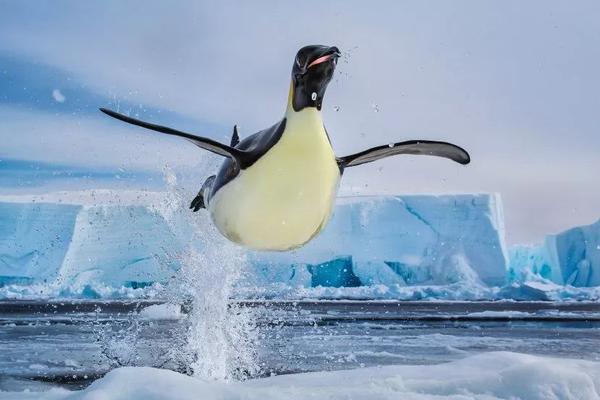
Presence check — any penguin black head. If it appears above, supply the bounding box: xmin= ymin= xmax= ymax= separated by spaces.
xmin=290 ymin=45 xmax=341 ymax=112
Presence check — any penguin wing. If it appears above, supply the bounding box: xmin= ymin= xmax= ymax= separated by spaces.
xmin=99 ymin=108 xmax=243 ymax=161
xmin=337 ymin=140 xmax=470 ymax=168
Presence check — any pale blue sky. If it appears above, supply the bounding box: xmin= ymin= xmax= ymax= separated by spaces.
xmin=1 ymin=1 xmax=599 ymax=244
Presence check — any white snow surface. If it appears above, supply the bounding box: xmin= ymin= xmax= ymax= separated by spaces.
xmin=3 ymin=352 xmax=600 ymax=400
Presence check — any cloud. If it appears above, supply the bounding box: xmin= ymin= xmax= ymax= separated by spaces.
xmin=0 ymin=106 xmax=216 ymax=172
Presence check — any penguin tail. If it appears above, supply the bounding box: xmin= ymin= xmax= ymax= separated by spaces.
xmin=190 ymin=175 xmax=216 ymax=212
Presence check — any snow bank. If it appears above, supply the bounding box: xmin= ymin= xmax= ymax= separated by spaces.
xmin=509 ymin=219 xmax=600 ymax=287
xmin=3 ymin=352 xmax=599 ymax=400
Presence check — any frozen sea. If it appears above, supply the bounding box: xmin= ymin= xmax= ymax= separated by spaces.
xmin=1 ymin=299 xmax=599 ymax=395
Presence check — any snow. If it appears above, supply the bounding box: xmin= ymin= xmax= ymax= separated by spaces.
xmin=509 ymin=219 xmax=600 ymax=287
xmin=3 ymin=352 xmax=599 ymax=399
xmin=138 ymin=303 xmax=183 ymax=320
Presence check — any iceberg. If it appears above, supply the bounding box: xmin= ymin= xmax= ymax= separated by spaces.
xmin=0 ymin=191 xmax=507 ymax=297
xmin=509 ymin=219 xmax=600 ymax=287
xmin=0 ymin=194 xmax=183 ymax=296
xmin=2 ymin=190 xmax=600 ymax=300
xmin=0 ymin=202 xmax=79 ymax=285
xmin=0 ymin=191 xmax=509 ymax=298
xmin=246 ymin=194 xmax=508 ymax=288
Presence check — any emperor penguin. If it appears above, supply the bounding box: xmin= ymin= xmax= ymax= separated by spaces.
xmin=100 ymin=45 xmax=470 ymax=251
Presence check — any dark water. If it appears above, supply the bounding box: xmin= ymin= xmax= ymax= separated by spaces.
xmin=0 ymin=300 xmax=599 ymax=391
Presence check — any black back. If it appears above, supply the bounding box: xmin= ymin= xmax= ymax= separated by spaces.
xmin=209 ymin=118 xmax=287 ymax=198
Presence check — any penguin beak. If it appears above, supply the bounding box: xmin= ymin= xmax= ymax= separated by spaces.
xmin=307 ymin=49 xmax=341 ymax=69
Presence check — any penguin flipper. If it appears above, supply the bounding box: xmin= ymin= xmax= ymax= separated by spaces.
xmin=337 ymin=140 xmax=470 ymax=168
xmin=99 ymin=108 xmax=243 ymax=162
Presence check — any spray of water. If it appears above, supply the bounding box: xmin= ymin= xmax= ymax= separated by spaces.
xmin=157 ymin=165 xmax=259 ymax=380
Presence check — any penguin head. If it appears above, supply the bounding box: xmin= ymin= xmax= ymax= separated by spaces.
xmin=290 ymin=45 xmax=341 ymax=112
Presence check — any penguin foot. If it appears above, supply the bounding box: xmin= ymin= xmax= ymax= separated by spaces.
xmin=189 ymin=175 xmax=216 ymax=212
xmin=189 ymin=192 xmax=206 ymax=212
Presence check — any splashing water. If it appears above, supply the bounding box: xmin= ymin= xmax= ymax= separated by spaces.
xmin=157 ymin=166 xmax=259 ymax=381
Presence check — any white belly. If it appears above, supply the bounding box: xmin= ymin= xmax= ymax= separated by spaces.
xmin=209 ymin=109 xmax=340 ymax=251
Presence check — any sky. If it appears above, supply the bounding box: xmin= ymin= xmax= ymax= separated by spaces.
xmin=1 ymin=1 xmax=599 ymax=244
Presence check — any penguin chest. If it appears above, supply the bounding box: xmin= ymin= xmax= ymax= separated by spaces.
xmin=209 ymin=121 xmax=340 ymax=251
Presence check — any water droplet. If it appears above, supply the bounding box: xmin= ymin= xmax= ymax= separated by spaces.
xmin=371 ymin=103 xmax=380 ymax=113
xmin=388 ymin=143 xmax=394 ymax=148
xmin=333 ymin=105 xmax=341 ymax=112
xmin=311 ymin=92 xmax=317 ymax=101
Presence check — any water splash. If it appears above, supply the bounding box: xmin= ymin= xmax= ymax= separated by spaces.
xmin=158 ymin=166 xmax=259 ymax=381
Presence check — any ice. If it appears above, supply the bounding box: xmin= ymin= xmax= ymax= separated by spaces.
xmin=247 ymin=194 xmax=508 ymax=287
xmin=55 ymin=205 xmax=183 ymax=295
xmin=306 ymin=257 xmax=361 ymax=288
xmin=138 ymin=303 xmax=183 ymax=320
xmin=548 ymin=218 xmax=600 ymax=286
xmin=3 ymin=352 xmax=599 ymax=400
xmin=4 ymin=190 xmax=599 ymax=300
xmin=0 ymin=192 xmax=509 ymax=298
xmin=0 ymin=202 xmax=80 ymax=284
xmin=0 ymin=194 xmax=183 ymax=296
xmin=466 ymin=310 xmax=533 ymax=318
xmin=509 ymin=218 xmax=600 ymax=287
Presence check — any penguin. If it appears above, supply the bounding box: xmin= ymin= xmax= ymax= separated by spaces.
xmin=100 ymin=44 xmax=470 ymax=251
